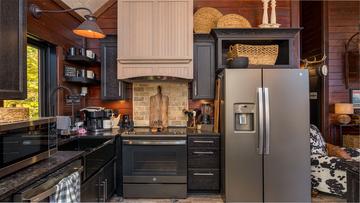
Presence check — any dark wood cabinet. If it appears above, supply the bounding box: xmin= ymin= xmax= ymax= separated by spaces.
xmin=81 ymin=169 xmax=100 ymax=202
xmin=0 ymin=0 xmax=27 ymax=100
xmin=81 ymin=159 xmax=116 ymax=202
xmin=187 ymin=135 xmax=220 ymax=192
xmin=188 ymin=168 xmax=220 ymax=191
xmin=101 ymin=159 xmax=116 ymax=201
xmin=100 ymin=35 xmax=131 ymax=100
xmin=192 ymin=34 xmax=215 ymax=100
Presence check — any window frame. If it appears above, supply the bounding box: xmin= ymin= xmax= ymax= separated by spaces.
xmin=27 ymin=36 xmax=57 ymax=117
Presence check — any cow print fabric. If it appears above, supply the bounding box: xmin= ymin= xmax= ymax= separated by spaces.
xmin=310 ymin=125 xmax=360 ymax=197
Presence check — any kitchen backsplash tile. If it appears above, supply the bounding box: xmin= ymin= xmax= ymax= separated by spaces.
xmin=133 ymin=82 xmax=188 ymax=127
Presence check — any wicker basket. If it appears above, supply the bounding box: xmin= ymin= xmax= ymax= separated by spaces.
xmin=227 ymin=44 xmax=279 ymax=65
xmin=217 ymin=14 xmax=252 ymax=28
xmin=0 ymin=107 xmax=29 ymax=123
xmin=194 ymin=7 xmax=223 ymax=33
xmin=343 ymin=134 xmax=360 ymax=148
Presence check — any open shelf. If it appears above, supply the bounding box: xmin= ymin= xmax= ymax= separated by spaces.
xmin=64 ymin=76 xmax=100 ymax=85
xmin=65 ymin=55 xmax=100 ymax=66
xmin=211 ymin=28 xmax=302 ymax=70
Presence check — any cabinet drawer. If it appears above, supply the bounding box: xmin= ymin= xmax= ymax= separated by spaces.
xmin=188 ymin=136 xmax=219 ymax=148
xmin=188 ymin=148 xmax=219 ymax=168
xmin=188 ymin=169 xmax=219 ymax=191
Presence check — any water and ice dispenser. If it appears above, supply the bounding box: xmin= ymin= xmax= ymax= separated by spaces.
xmin=234 ymin=103 xmax=255 ymax=132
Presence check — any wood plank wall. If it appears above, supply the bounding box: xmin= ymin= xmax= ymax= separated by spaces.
xmin=326 ymin=1 xmax=360 ymax=140
xmin=300 ymin=1 xmax=322 ymax=59
xmin=87 ymin=0 xmax=296 ymax=116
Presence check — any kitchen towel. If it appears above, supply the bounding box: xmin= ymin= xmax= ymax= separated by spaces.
xmin=50 ymin=171 xmax=80 ymax=203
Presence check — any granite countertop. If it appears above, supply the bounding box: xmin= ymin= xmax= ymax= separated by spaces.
xmin=186 ymin=128 xmax=220 ymax=136
xmin=0 ymin=151 xmax=84 ymax=200
xmin=58 ymin=128 xmax=219 ymax=144
xmin=0 ymin=117 xmax=56 ymax=132
xmin=58 ymin=129 xmax=120 ymax=146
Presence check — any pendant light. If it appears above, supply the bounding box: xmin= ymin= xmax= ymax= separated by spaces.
xmin=29 ymin=4 xmax=105 ymax=39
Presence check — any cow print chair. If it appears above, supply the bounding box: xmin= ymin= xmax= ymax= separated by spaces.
xmin=310 ymin=124 xmax=360 ymax=197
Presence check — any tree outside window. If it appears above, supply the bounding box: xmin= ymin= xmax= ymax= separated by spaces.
xmin=4 ymin=46 xmax=40 ymax=118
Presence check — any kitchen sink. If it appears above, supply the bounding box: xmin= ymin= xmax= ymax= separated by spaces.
xmin=59 ymin=137 xmax=116 ymax=179
xmin=59 ymin=137 xmax=112 ymax=151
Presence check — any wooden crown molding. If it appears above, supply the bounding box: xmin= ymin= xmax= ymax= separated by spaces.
xmin=94 ymin=0 xmax=117 ymax=18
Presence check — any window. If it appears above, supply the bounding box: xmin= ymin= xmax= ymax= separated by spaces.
xmin=4 ymin=46 xmax=40 ymax=118
xmin=4 ymin=37 xmax=56 ymax=118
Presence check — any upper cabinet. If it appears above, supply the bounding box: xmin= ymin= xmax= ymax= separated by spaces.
xmin=0 ymin=0 xmax=27 ymax=100
xmin=100 ymin=36 xmax=132 ymax=100
xmin=117 ymin=0 xmax=193 ymax=80
xmin=192 ymin=34 xmax=215 ymax=100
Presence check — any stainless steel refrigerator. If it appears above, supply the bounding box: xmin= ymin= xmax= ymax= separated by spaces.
xmin=220 ymin=69 xmax=310 ymax=202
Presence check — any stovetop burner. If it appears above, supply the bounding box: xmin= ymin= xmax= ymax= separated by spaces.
xmin=121 ymin=127 xmax=187 ymax=137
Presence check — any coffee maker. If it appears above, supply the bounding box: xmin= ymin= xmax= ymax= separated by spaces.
xmin=82 ymin=107 xmax=105 ymax=132
xmin=119 ymin=114 xmax=134 ymax=131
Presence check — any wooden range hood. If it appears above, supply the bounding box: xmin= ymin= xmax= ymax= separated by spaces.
xmin=117 ymin=0 xmax=193 ymax=80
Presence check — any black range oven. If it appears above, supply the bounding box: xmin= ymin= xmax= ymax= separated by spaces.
xmin=0 ymin=118 xmax=57 ymax=178
xmin=122 ymin=135 xmax=187 ymax=199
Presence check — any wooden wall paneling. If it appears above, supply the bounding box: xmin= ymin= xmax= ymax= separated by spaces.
xmin=300 ymin=0 xmax=322 ymax=58
xmin=27 ymin=0 xmax=83 ymax=47
xmin=325 ymin=1 xmax=360 ymax=143
xmin=194 ymin=0 xmax=291 ymax=28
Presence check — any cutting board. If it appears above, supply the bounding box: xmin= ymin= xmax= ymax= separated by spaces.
xmin=150 ymin=86 xmax=169 ymax=128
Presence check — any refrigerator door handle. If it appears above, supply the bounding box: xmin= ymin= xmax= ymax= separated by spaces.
xmin=257 ymin=87 xmax=264 ymax=155
xmin=264 ymin=87 xmax=270 ymax=155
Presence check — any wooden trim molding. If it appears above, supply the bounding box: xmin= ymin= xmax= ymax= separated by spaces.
xmin=322 ymin=1 xmax=330 ymax=139
xmin=94 ymin=0 xmax=117 ymax=18
xmin=291 ymin=0 xmax=300 ymax=68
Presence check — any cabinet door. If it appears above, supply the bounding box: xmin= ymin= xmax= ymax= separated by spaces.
xmin=192 ymin=35 xmax=215 ymax=99
xmin=156 ymin=0 xmax=193 ymax=60
xmin=0 ymin=0 xmax=26 ymax=99
xmin=102 ymin=160 xmax=116 ymax=201
xmin=81 ymin=171 xmax=100 ymax=202
xmin=118 ymin=0 xmax=155 ymax=60
xmin=101 ymin=35 xmax=131 ymax=100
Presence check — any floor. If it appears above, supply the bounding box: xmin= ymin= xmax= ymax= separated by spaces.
xmin=110 ymin=193 xmax=346 ymax=203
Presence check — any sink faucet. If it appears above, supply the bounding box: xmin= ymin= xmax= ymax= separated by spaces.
xmin=50 ymin=85 xmax=76 ymax=127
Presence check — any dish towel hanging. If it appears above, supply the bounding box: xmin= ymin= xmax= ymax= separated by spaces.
xmin=50 ymin=171 xmax=81 ymax=203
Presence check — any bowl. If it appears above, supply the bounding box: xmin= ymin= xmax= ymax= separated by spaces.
xmin=227 ymin=57 xmax=249 ymax=69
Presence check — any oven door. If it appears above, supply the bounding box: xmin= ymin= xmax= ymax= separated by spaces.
xmin=122 ymin=139 xmax=187 ymax=184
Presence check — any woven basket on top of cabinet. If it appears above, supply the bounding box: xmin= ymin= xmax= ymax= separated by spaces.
xmin=217 ymin=14 xmax=252 ymax=28
xmin=194 ymin=7 xmax=223 ymax=33
xmin=227 ymin=44 xmax=279 ymax=65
